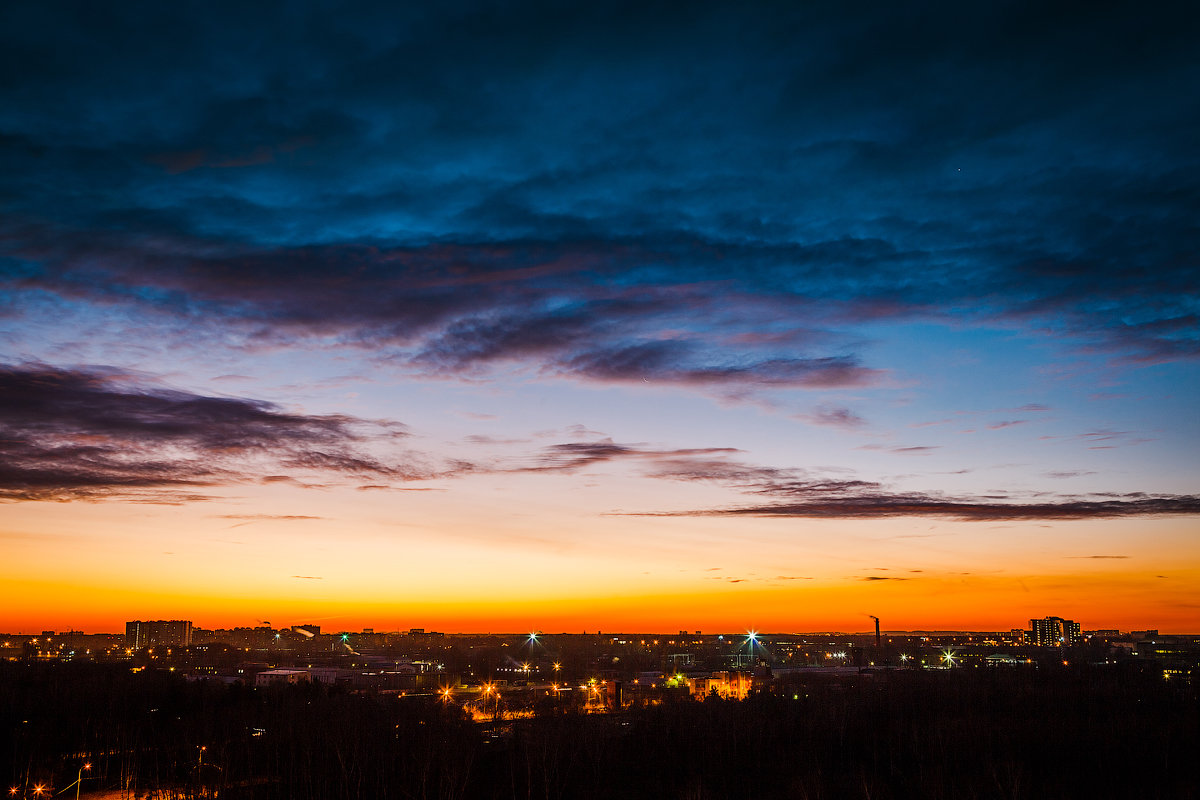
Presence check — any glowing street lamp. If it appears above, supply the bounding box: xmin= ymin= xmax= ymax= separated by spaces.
xmin=72 ymin=763 xmax=92 ymax=800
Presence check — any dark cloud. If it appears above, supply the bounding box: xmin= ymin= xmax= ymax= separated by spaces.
xmin=589 ymin=445 xmax=1200 ymax=520
xmin=562 ymin=341 xmax=879 ymax=390
xmin=645 ymin=494 xmax=1200 ymax=521
xmin=1069 ymin=555 xmax=1130 ymax=559
xmin=519 ymin=439 xmax=739 ymax=473
xmin=2 ymin=0 xmax=1196 ymax=390
xmin=0 ymin=362 xmax=415 ymax=502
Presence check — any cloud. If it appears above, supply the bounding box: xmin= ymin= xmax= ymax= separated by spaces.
xmin=562 ymin=341 xmax=880 ymax=390
xmin=463 ymin=434 xmax=529 ymax=446
xmin=517 ymin=439 xmax=740 ymax=473
xmin=795 ymin=405 xmax=869 ymax=430
xmin=0 ymin=362 xmax=417 ymax=502
xmin=857 ymin=444 xmax=941 ymax=455
xmin=0 ymin=0 xmax=1196 ymax=382
xmin=291 ymin=575 xmax=323 ymax=580
xmin=643 ymin=494 xmax=1200 ymax=521
xmin=1068 ymin=555 xmax=1130 ymax=559
xmin=987 ymin=420 xmax=1029 ymax=430
xmin=597 ymin=446 xmax=1200 ymax=521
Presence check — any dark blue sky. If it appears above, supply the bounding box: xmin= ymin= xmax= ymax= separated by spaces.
xmin=3 ymin=1 xmax=1196 ymax=367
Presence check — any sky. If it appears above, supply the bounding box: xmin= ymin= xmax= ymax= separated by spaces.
xmin=1 ymin=0 xmax=1198 ymax=634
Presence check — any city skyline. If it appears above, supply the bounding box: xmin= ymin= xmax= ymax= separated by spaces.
xmin=2 ymin=2 xmax=1198 ymax=634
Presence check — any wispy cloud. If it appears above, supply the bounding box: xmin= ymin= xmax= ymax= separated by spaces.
xmin=606 ymin=447 xmax=1200 ymax=521
xmin=512 ymin=439 xmax=740 ymax=474
xmin=641 ymin=494 xmax=1200 ymax=521
xmin=857 ymin=444 xmax=941 ymax=455
xmin=795 ymin=405 xmax=868 ymax=430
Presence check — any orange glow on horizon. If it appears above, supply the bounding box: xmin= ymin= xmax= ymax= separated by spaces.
xmin=3 ymin=563 xmax=1197 ymax=633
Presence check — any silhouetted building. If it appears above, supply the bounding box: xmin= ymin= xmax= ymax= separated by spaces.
xmin=1029 ymin=616 xmax=1079 ymax=646
xmin=255 ymin=669 xmax=311 ymax=686
xmin=1135 ymin=635 xmax=1200 ymax=682
xmin=126 ymin=620 xmax=192 ymax=649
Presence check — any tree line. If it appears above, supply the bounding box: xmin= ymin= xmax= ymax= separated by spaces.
xmin=1 ymin=662 xmax=1195 ymax=799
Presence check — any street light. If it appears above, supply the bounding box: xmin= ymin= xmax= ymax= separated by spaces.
xmin=73 ymin=763 xmax=91 ymax=800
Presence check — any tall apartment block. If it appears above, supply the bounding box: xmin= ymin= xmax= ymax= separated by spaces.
xmin=1029 ymin=616 xmax=1080 ymax=646
xmin=125 ymin=620 xmax=193 ymax=649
